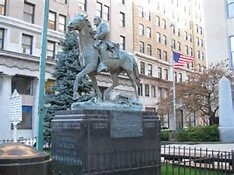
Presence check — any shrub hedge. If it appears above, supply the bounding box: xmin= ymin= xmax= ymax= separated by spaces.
xmin=175 ymin=125 xmax=219 ymax=142
xmin=161 ymin=130 xmax=171 ymax=141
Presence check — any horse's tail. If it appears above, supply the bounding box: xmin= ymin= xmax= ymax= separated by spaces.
xmin=132 ymin=56 xmax=140 ymax=88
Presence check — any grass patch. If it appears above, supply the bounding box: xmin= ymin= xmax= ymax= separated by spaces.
xmin=161 ymin=164 xmax=229 ymax=175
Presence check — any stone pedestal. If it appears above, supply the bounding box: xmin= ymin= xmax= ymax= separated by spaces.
xmin=51 ymin=109 xmax=160 ymax=175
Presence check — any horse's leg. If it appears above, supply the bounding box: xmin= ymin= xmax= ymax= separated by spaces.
xmin=103 ymin=70 xmax=121 ymax=101
xmin=73 ymin=66 xmax=94 ymax=100
xmin=88 ymin=72 xmax=102 ymax=101
xmin=125 ymin=69 xmax=139 ymax=100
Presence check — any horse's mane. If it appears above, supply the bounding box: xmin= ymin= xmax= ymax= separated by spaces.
xmin=84 ymin=18 xmax=96 ymax=38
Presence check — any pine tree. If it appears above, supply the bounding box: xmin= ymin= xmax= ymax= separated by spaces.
xmin=44 ymin=32 xmax=93 ymax=143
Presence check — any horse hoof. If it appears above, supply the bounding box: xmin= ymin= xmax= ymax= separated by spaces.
xmin=73 ymin=93 xmax=79 ymax=100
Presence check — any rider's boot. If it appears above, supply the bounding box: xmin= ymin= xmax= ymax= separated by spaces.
xmin=97 ymin=62 xmax=107 ymax=72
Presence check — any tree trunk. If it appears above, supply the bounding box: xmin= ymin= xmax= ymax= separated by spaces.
xmin=209 ymin=116 xmax=219 ymax=125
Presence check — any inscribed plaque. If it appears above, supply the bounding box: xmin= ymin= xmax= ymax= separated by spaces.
xmin=110 ymin=111 xmax=142 ymax=138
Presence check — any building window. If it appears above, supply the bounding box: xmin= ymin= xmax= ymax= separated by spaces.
xmin=156 ymin=16 xmax=160 ymax=26
xmin=17 ymin=106 xmax=32 ymax=129
xmin=199 ymin=27 xmax=203 ymax=35
xmin=22 ymin=34 xmax=33 ymax=54
xmin=196 ymin=24 xmax=199 ymax=33
xmin=164 ymin=69 xmax=168 ymax=80
xmin=189 ymin=33 xmax=192 ymax=42
xmin=172 ymin=39 xmax=176 ymax=49
xmin=147 ymin=44 xmax=152 ymax=56
xmin=120 ymin=35 xmax=125 ymax=50
xmin=158 ymin=67 xmax=162 ymax=78
xmin=177 ymin=41 xmax=181 ymax=51
xmin=139 ymin=6 xmax=144 ymax=17
xmin=103 ymin=5 xmax=109 ymax=21
xmin=138 ymin=83 xmax=143 ymax=96
xmin=156 ymin=1 xmax=160 ymax=10
xmin=120 ymin=12 xmax=125 ymax=27
xmin=158 ymin=87 xmax=163 ymax=99
xmin=47 ymin=41 xmax=56 ymax=59
xmin=200 ymin=39 xmax=204 ymax=47
xmin=140 ymin=61 xmax=145 ymax=74
xmin=161 ymin=19 xmax=166 ymax=29
xmin=162 ymin=51 xmax=167 ymax=61
xmin=151 ymin=86 xmax=156 ymax=98
xmin=185 ymin=45 xmax=189 ymax=55
xmin=197 ymin=50 xmax=201 ymax=59
xmin=228 ymin=0 xmax=234 ymax=17
xmin=139 ymin=41 xmax=144 ymax=53
xmin=78 ymin=0 xmax=86 ymax=11
xmin=196 ymin=37 xmax=199 ymax=45
xmin=179 ymin=73 xmax=182 ymax=82
xmin=148 ymin=64 xmax=152 ymax=76
xmin=23 ymin=2 xmax=35 ymax=23
xmin=201 ymin=52 xmax=205 ymax=60
xmin=139 ymin=24 xmax=144 ymax=35
xmin=58 ymin=14 xmax=66 ymax=33
xmin=57 ymin=0 xmax=67 ymax=4
xmin=162 ymin=35 xmax=167 ymax=45
xmin=0 ymin=28 xmax=4 ymax=49
xmin=145 ymin=84 xmax=149 ymax=97
xmin=96 ymin=2 xmax=102 ymax=17
xmin=177 ymin=28 xmax=181 ymax=36
xmin=171 ymin=25 xmax=175 ymax=34
xmin=146 ymin=27 xmax=151 ymax=38
xmin=48 ymin=11 xmax=56 ymax=30
xmin=157 ymin=48 xmax=161 ymax=59
xmin=184 ymin=31 xmax=188 ymax=40
xmin=189 ymin=47 xmax=193 ymax=56
xmin=0 ymin=0 xmax=6 ymax=15
xmin=12 ymin=76 xmax=34 ymax=95
xmin=146 ymin=11 xmax=151 ymax=21
xmin=156 ymin=32 xmax=161 ymax=43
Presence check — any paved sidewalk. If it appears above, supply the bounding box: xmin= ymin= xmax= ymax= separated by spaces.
xmin=162 ymin=143 xmax=234 ymax=152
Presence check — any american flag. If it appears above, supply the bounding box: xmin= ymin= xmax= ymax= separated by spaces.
xmin=173 ymin=51 xmax=194 ymax=69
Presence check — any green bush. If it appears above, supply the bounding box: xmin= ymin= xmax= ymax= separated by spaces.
xmin=176 ymin=125 xmax=219 ymax=142
xmin=161 ymin=130 xmax=171 ymax=141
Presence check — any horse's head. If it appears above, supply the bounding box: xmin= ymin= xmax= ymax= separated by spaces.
xmin=68 ymin=14 xmax=87 ymax=32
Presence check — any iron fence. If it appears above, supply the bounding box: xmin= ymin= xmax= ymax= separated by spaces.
xmin=0 ymin=138 xmax=36 ymax=147
xmin=161 ymin=145 xmax=234 ymax=175
xmin=1 ymin=138 xmax=234 ymax=175
xmin=83 ymin=149 xmax=160 ymax=174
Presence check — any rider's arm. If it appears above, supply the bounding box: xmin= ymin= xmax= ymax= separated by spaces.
xmin=96 ymin=23 xmax=109 ymax=40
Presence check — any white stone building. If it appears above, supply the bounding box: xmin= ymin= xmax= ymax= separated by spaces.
xmin=202 ymin=0 xmax=234 ymax=67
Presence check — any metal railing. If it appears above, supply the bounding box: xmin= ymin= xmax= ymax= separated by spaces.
xmin=0 ymin=138 xmax=36 ymax=147
xmin=161 ymin=145 xmax=234 ymax=174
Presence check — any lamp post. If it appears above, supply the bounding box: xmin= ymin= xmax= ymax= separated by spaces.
xmin=37 ymin=0 xmax=49 ymax=151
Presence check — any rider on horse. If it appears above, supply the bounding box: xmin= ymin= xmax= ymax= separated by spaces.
xmin=93 ymin=16 xmax=119 ymax=72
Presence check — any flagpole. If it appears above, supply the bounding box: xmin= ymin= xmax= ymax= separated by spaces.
xmin=172 ymin=55 xmax=177 ymax=131
xmin=170 ymin=24 xmax=177 ymax=131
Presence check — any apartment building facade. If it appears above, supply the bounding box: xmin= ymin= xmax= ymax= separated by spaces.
xmin=0 ymin=0 xmax=206 ymax=140
xmin=132 ymin=0 xmax=206 ymax=127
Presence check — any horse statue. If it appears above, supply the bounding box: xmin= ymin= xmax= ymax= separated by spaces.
xmin=68 ymin=14 xmax=140 ymax=101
